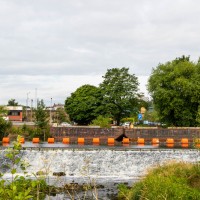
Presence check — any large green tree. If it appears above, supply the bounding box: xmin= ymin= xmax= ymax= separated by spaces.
xmin=65 ymin=84 xmax=103 ymax=125
xmin=100 ymin=67 xmax=139 ymax=125
xmin=148 ymin=56 xmax=200 ymax=126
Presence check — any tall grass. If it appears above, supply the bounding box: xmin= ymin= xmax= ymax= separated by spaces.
xmin=118 ymin=162 xmax=200 ymax=200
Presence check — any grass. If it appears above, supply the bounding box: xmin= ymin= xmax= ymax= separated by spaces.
xmin=118 ymin=162 xmax=200 ymax=200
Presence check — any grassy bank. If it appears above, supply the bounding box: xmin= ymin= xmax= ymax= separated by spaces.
xmin=118 ymin=162 xmax=200 ymax=200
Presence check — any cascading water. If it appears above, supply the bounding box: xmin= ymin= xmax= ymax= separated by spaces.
xmin=1 ymin=148 xmax=200 ymax=199
xmin=1 ymin=148 xmax=200 ymax=179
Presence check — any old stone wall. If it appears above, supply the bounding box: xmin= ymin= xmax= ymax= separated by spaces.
xmin=51 ymin=127 xmax=200 ymax=143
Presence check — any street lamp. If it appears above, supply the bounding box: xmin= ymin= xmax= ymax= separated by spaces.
xmin=31 ymin=99 xmax=33 ymax=122
xmin=26 ymin=92 xmax=30 ymax=122
xmin=50 ymin=97 xmax=52 ymax=124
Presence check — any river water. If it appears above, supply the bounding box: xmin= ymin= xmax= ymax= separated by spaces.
xmin=1 ymin=144 xmax=200 ymax=199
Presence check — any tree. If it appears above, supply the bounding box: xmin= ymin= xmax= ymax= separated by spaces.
xmin=148 ymin=56 xmax=200 ymax=126
xmin=100 ymin=67 xmax=139 ymax=125
xmin=54 ymin=107 xmax=70 ymax=124
xmin=65 ymin=84 xmax=103 ymax=125
xmin=0 ymin=106 xmax=12 ymax=140
xmin=34 ymin=100 xmax=49 ymax=138
xmin=7 ymin=99 xmax=18 ymax=106
xmin=91 ymin=115 xmax=111 ymax=128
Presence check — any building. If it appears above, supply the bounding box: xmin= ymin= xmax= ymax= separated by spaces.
xmin=6 ymin=106 xmax=23 ymax=121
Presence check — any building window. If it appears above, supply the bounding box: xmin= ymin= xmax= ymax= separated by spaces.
xmin=8 ymin=111 xmax=20 ymax=116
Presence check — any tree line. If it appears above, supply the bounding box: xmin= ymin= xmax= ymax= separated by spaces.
xmin=1 ymin=55 xmax=200 ymax=140
xmin=65 ymin=56 xmax=200 ymax=127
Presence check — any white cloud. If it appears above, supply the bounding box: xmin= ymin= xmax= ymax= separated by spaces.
xmin=0 ymin=0 xmax=200 ymax=104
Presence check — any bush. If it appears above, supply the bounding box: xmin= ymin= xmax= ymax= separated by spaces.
xmin=118 ymin=162 xmax=200 ymax=200
xmin=0 ymin=136 xmax=48 ymax=199
xmin=90 ymin=115 xmax=111 ymax=128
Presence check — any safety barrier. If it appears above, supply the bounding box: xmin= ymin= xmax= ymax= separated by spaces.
xmin=137 ymin=138 xmax=145 ymax=144
xmin=62 ymin=138 xmax=70 ymax=144
xmin=166 ymin=138 xmax=174 ymax=144
xmin=32 ymin=138 xmax=40 ymax=143
xmin=48 ymin=138 xmax=55 ymax=143
xmin=152 ymin=138 xmax=159 ymax=144
xmin=1 ymin=137 xmax=196 ymax=147
xmin=2 ymin=137 xmax=9 ymax=143
xmin=93 ymin=138 xmax=100 ymax=145
xmin=122 ymin=138 xmax=130 ymax=144
xmin=78 ymin=138 xmax=84 ymax=144
xmin=107 ymin=138 xmax=115 ymax=145
xmin=181 ymin=138 xmax=189 ymax=144
xmin=20 ymin=137 xmax=25 ymax=143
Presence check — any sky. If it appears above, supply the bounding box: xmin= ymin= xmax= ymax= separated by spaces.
xmin=0 ymin=0 xmax=200 ymax=107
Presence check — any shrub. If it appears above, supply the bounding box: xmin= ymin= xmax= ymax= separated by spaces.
xmin=90 ymin=115 xmax=111 ymax=128
xmin=118 ymin=162 xmax=200 ymax=200
xmin=0 ymin=136 xmax=48 ymax=199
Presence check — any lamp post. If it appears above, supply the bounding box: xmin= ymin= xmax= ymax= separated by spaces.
xmin=31 ymin=99 xmax=33 ymax=122
xmin=50 ymin=97 xmax=52 ymax=125
xmin=26 ymin=92 xmax=30 ymax=122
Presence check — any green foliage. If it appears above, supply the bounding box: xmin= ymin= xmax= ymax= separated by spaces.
xmin=65 ymin=84 xmax=104 ymax=125
xmin=143 ymin=110 xmax=160 ymax=122
xmin=118 ymin=162 xmax=200 ymax=200
xmin=121 ymin=118 xmax=135 ymax=123
xmin=54 ymin=107 xmax=70 ymax=124
xmin=0 ymin=106 xmax=12 ymax=140
xmin=34 ymin=100 xmax=49 ymax=129
xmin=10 ymin=127 xmax=23 ymax=135
xmin=148 ymin=56 xmax=200 ymax=126
xmin=100 ymin=67 xmax=139 ymax=125
xmin=91 ymin=115 xmax=111 ymax=128
xmin=7 ymin=99 xmax=19 ymax=106
xmin=196 ymin=106 xmax=200 ymax=126
xmin=34 ymin=100 xmax=50 ymax=140
xmin=0 ymin=136 xmax=47 ymax=199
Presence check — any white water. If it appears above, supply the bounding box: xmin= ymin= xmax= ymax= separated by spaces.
xmin=1 ymin=148 xmax=200 ymax=199
xmin=1 ymin=149 xmax=199 ymax=179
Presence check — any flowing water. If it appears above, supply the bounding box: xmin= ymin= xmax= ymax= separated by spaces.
xmin=1 ymin=145 xmax=200 ymax=199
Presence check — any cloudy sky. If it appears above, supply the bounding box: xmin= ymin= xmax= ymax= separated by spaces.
xmin=0 ymin=0 xmax=200 ymax=106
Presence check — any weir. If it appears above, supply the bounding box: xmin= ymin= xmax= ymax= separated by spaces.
xmin=1 ymin=148 xmax=200 ymax=181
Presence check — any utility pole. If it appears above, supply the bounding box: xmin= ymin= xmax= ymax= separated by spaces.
xmin=31 ymin=99 xmax=33 ymax=122
xmin=26 ymin=92 xmax=30 ymax=122
xmin=50 ymin=97 xmax=52 ymax=125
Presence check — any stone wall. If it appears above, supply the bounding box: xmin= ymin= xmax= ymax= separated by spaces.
xmin=51 ymin=127 xmax=200 ymax=143
xmin=50 ymin=127 xmax=124 ymax=143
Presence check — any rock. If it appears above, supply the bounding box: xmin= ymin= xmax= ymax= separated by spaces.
xmin=53 ymin=172 xmax=66 ymax=176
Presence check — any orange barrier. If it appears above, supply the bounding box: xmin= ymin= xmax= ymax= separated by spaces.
xmin=108 ymin=138 xmax=115 ymax=145
xmin=20 ymin=137 xmax=25 ymax=143
xmin=166 ymin=138 xmax=174 ymax=144
xmin=62 ymin=138 xmax=70 ymax=144
xmin=93 ymin=138 xmax=100 ymax=145
xmin=152 ymin=138 xmax=159 ymax=144
xmin=137 ymin=138 xmax=145 ymax=144
xmin=48 ymin=138 xmax=55 ymax=143
xmin=78 ymin=138 xmax=84 ymax=144
xmin=2 ymin=137 xmax=9 ymax=143
xmin=32 ymin=138 xmax=40 ymax=143
xmin=181 ymin=138 xmax=188 ymax=144
xmin=122 ymin=138 xmax=130 ymax=144
xmin=195 ymin=144 xmax=200 ymax=148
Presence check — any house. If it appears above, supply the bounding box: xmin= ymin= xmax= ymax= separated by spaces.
xmin=6 ymin=106 xmax=23 ymax=121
